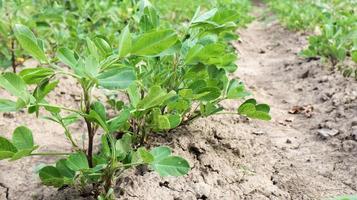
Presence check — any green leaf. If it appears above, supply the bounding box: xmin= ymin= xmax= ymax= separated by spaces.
xmin=238 ymin=99 xmax=271 ymax=121
xmin=137 ymin=86 xmax=175 ymax=110
xmin=0 ymin=72 xmax=29 ymax=102
xmin=0 ymin=137 xmax=17 ymax=160
xmin=157 ymin=115 xmax=171 ymax=130
xmin=185 ymin=44 xmax=204 ymax=64
xmin=100 ymin=135 xmax=111 ymax=158
xmin=33 ymin=79 xmax=59 ymax=101
xmin=237 ymin=102 xmax=256 ymax=115
xmin=156 ymin=114 xmax=181 ymax=130
xmin=108 ymin=109 xmax=130 ymax=133
xmin=86 ymin=38 xmax=100 ymax=61
xmin=87 ymin=110 xmax=109 ymax=132
xmin=194 ymin=87 xmax=221 ymax=101
xmin=0 ymin=99 xmax=17 ymax=112
xmin=352 ymin=50 xmax=357 ymax=63
xmin=192 ymin=8 xmax=217 ymax=23
xmin=19 ymin=68 xmax=55 ymax=84
xmin=94 ymin=37 xmax=112 ymax=57
xmin=226 ymin=80 xmax=250 ymax=99
xmin=65 ymin=152 xmax=89 ymax=171
xmin=150 ymin=146 xmax=171 ymax=161
xmin=167 ymin=114 xmax=181 ymax=129
xmin=248 ymin=111 xmax=271 ymax=121
xmin=56 ymin=159 xmax=75 ymax=178
xmin=13 ymin=24 xmax=47 ymax=62
xmin=200 ymin=102 xmax=223 ymax=116
xmin=115 ymin=133 xmax=132 ymax=161
xmin=12 ymin=126 xmax=34 ymax=150
xmin=137 ymin=147 xmax=154 ymax=164
xmin=131 ymin=29 xmax=178 ymax=56
xmin=57 ymin=48 xmax=78 ymax=69
xmin=39 ymin=166 xmax=64 ymax=187
xmin=91 ymin=101 xmax=106 ymax=122
xmin=97 ymin=67 xmax=136 ymax=90
xmin=331 ymin=195 xmax=357 ymax=200
xmin=151 ymin=156 xmax=190 ymax=177
xmin=118 ymin=25 xmax=132 ymax=58
xmin=256 ymin=104 xmax=270 ymax=113
xmin=127 ymin=82 xmax=140 ymax=107
xmin=84 ymin=55 xmax=99 ymax=78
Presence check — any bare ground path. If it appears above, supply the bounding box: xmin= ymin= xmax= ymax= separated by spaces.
xmin=1 ymin=3 xmax=357 ymax=200
xmin=119 ymin=3 xmax=357 ymax=199
xmin=230 ymin=2 xmax=357 ymax=199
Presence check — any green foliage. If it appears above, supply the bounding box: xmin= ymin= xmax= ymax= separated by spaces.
xmin=13 ymin=24 xmax=47 ymax=62
xmin=267 ymin=0 xmax=357 ymax=78
xmin=330 ymin=195 xmax=357 ymax=200
xmin=0 ymin=0 xmax=268 ymax=199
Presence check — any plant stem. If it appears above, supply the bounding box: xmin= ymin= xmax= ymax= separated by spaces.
xmin=86 ymin=119 xmax=94 ymax=167
xmin=11 ymin=39 xmax=16 ymax=73
xmin=31 ymin=152 xmax=71 ymax=156
xmin=59 ymin=119 xmax=79 ymax=149
xmin=83 ymin=85 xmax=95 ymax=168
xmin=215 ymin=112 xmax=238 ymax=115
xmin=34 ymin=103 xmax=82 ymax=114
xmin=56 ymin=70 xmax=82 ymax=79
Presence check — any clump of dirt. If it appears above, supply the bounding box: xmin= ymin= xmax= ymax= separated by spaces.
xmin=1 ymin=2 xmax=357 ymax=200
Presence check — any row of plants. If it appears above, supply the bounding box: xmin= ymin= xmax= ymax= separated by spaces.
xmin=0 ymin=0 xmax=270 ymax=199
xmin=266 ymin=0 xmax=357 ymax=79
xmin=0 ymin=0 xmax=253 ymax=73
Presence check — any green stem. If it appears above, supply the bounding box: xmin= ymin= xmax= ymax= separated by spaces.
xmin=31 ymin=152 xmax=71 ymax=156
xmin=56 ymin=70 xmax=82 ymax=79
xmin=215 ymin=112 xmax=237 ymax=115
xmin=59 ymin=119 xmax=79 ymax=149
xmin=120 ymin=162 xmax=144 ymax=168
xmin=34 ymin=103 xmax=83 ymax=114
xmin=11 ymin=39 xmax=16 ymax=73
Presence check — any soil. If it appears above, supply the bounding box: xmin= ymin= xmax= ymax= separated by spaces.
xmin=1 ymin=2 xmax=357 ymax=200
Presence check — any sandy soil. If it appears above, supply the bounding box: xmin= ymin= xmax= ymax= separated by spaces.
xmin=1 ymin=2 xmax=357 ymax=200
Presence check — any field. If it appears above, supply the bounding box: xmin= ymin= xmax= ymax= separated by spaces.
xmin=0 ymin=0 xmax=356 ymax=200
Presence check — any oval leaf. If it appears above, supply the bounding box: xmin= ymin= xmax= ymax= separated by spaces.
xmin=131 ymin=29 xmax=178 ymax=56
xmin=12 ymin=126 xmax=34 ymax=150
xmin=151 ymin=156 xmax=190 ymax=177
xmin=97 ymin=67 xmax=136 ymax=90
xmin=14 ymin=24 xmax=47 ymax=62
xmin=65 ymin=152 xmax=89 ymax=171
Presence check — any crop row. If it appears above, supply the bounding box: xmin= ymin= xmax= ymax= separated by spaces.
xmin=0 ymin=0 xmax=269 ymax=199
xmin=267 ymin=0 xmax=357 ymax=78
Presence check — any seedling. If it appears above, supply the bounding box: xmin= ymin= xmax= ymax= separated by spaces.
xmin=0 ymin=23 xmax=190 ymax=199
xmin=0 ymin=1 xmax=269 ymax=199
xmin=268 ymin=0 xmax=357 ymax=78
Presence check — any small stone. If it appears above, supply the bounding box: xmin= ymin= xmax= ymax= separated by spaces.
xmin=317 ymin=128 xmax=339 ymax=139
xmin=351 ymin=119 xmax=357 ymax=127
xmin=300 ymin=70 xmax=309 ymax=79
xmin=351 ymin=126 xmax=357 ymax=141
xmin=3 ymin=113 xmax=14 ymax=119
xmin=252 ymin=130 xmax=265 ymax=136
xmin=278 ymin=121 xmax=287 ymax=126
xmin=285 ymin=118 xmax=294 ymax=123
xmin=286 ymin=139 xmax=292 ymax=144
xmin=320 ymin=94 xmax=329 ymax=102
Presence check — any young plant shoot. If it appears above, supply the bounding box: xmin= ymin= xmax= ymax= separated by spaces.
xmin=0 ymin=1 xmax=269 ymax=200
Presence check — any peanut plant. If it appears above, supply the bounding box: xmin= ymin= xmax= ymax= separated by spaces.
xmin=0 ymin=24 xmax=190 ymax=200
xmin=267 ymin=0 xmax=357 ymax=79
xmin=0 ymin=1 xmax=269 ymax=199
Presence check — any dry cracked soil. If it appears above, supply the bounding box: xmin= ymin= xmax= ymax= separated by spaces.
xmin=1 ymin=2 xmax=357 ymax=200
